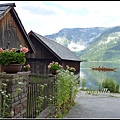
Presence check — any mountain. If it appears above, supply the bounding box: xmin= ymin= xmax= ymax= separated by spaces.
xmin=45 ymin=27 xmax=108 ymax=52
xmin=45 ymin=26 xmax=120 ymax=62
xmin=80 ymin=26 xmax=120 ymax=62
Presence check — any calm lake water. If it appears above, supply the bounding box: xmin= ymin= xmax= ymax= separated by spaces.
xmin=79 ymin=61 xmax=120 ymax=90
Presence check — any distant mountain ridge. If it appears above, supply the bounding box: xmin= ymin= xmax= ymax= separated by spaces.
xmin=45 ymin=26 xmax=120 ymax=62
xmin=80 ymin=26 xmax=120 ymax=61
xmin=45 ymin=27 xmax=108 ymax=50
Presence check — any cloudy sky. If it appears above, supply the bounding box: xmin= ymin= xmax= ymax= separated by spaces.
xmin=1 ymin=1 xmax=120 ymax=35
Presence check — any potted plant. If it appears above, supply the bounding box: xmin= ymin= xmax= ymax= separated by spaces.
xmin=23 ymin=64 xmax=30 ymax=71
xmin=66 ymin=65 xmax=76 ymax=73
xmin=0 ymin=45 xmax=29 ymax=73
xmin=48 ymin=61 xmax=62 ymax=75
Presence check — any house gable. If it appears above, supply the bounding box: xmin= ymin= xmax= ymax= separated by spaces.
xmin=0 ymin=3 xmax=35 ymax=53
xmin=28 ymin=31 xmax=61 ymax=60
xmin=27 ymin=31 xmax=81 ymax=74
xmin=28 ymin=30 xmax=81 ymax=62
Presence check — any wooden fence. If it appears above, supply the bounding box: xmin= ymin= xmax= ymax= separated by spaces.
xmin=26 ymin=75 xmax=55 ymax=118
xmin=0 ymin=71 xmax=79 ymax=118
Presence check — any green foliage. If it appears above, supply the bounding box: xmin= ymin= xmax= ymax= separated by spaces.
xmin=29 ymin=76 xmax=48 ymax=117
xmin=30 ymin=68 xmax=79 ymax=118
xmin=0 ymin=80 xmax=11 ymax=118
xmin=48 ymin=61 xmax=62 ymax=71
xmin=102 ymin=78 xmax=119 ymax=93
xmin=0 ymin=70 xmax=79 ymax=118
xmin=0 ymin=46 xmax=29 ymax=65
xmin=81 ymin=78 xmax=87 ymax=88
xmin=0 ymin=51 xmax=26 ymax=65
xmin=116 ymin=84 xmax=119 ymax=93
xmin=53 ymin=69 xmax=79 ymax=118
xmin=36 ymin=83 xmax=47 ymax=116
xmin=0 ymin=79 xmax=25 ymax=118
xmin=66 ymin=65 xmax=76 ymax=72
xmin=23 ymin=64 xmax=30 ymax=71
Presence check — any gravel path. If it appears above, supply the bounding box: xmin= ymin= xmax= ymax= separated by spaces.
xmin=64 ymin=90 xmax=120 ymax=118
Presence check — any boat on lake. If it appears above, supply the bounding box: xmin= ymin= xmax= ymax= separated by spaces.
xmin=92 ymin=67 xmax=117 ymax=71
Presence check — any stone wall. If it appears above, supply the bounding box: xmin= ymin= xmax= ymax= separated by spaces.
xmin=0 ymin=71 xmax=30 ymax=118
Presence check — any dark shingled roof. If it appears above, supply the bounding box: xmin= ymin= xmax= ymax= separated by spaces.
xmin=0 ymin=3 xmax=35 ymax=53
xmin=29 ymin=31 xmax=81 ymax=61
xmin=0 ymin=3 xmax=15 ymax=18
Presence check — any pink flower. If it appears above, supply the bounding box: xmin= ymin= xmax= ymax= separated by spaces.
xmin=6 ymin=49 xmax=10 ymax=52
xmin=20 ymin=47 xmax=28 ymax=53
xmin=48 ymin=65 xmax=51 ymax=68
xmin=66 ymin=65 xmax=76 ymax=72
xmin=0 ymin=46 xmax=29 ymax=65
xmin=11 ymin=48 xmax=17 ymax=52
xmin=66 ymin=65 xmax=69 ymax=69
xmin=55 ymin=62 xmax=58 ymax=64
xmin=59 ymin=65 xmax=62 ymax=68
xmin=24 ymin=64 xmax=30 ymax=71
xmin=0 ymin=48 xmax=3 ymax=53
xmin=27 ymin=64 xmax=30 ymax=68
xmin=48 ymin=61 xmax=62 ymax=71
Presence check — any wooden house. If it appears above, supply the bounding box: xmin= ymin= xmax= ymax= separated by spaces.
xmin=27 ymin=30 xmax=82 ymax=75
xmin=0 ymin=3 xmax=82 ymax=75
xmin=0 ymin=3 xmax=35 ymax=72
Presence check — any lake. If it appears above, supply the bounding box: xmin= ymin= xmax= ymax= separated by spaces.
xmin=79 ymin=61 xmax=120 ymax=90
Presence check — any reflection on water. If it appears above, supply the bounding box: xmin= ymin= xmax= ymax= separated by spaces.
xmin=79 ymin=62 xmax=120 ymax=90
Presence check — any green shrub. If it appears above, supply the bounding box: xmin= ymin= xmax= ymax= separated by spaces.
xmin=53 ymin=69 xmax=79 ymax=118
xmin=102 ymin=78 xmax=119 ymax=93
xmin=81 ymin=78 xmax=87 ymax=88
